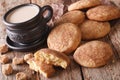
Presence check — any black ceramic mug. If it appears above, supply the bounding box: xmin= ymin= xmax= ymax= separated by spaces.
xmin=3 ymin=3 xmax=53 ymax=44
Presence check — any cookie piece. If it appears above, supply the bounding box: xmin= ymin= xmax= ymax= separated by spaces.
xmin=68 ymin=0 xmax=101 ymax=11
xmin=34 ymin=48 xmax=70 ymax=69
xmin=47 ymin=23 xmax=81 ymax=55
xmin=24 ymin=53 xmax=33 ymax=62
xmin=0 ymin=44 xmax=8 ymax=53
xmin=2 ymin=64 xmax=13 ymax=75
xmin=55 ymin=10 xmax=85 ymax=25
xmin=79 ymin=20 xmax=110 ymax=40
xmin=87 ymin=5 xmax=120 ymax=21
xmin=0 ymin=55 xmax=9 ymax=64
xmin=16 ymin=72 xmax=27 ymax=80
xmin=12 ymin=57 xmax=24 ymax=65
xmin=73 ymin=41 xmax=113 ymax=68
xmin=27 ymin=58 xmax=55 ymax=78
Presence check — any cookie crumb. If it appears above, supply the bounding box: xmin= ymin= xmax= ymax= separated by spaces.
xmin=0 ymin=44 xmax=8 ymax=53
xmin=12 ymin=57 xmax=24 ymax=65
xmin=2 ymin=64 xmax=13 ymax=75
xmin=16 ymin=72 xmax=27 ymax=80
xmin=24 ymin=53 xmax=33 ymax=62
xmin=0 ymin=55 xmax=9 ymax=64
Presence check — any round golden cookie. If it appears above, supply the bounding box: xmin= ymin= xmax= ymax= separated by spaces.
xmin=86 ymin=5 xmax=120 ymax=21
xmin=79 ymin=20 xmax=111 ymax=40
xmin=55 ymin=10 xmax=85 ymax=25
xmin=73 ymin=40 xmax=113 ymax=68
xmin=47 ymin=23 xmax=81 ymax=55
xmin=68 ymin=0 xmax=101 ymax=11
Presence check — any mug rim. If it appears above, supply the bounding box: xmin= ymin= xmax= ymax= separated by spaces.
xmin=3 ymin=3 xmax=41 ymax=26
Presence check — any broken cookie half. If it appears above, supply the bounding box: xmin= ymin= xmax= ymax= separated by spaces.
xmin=27 ymin=48 xmax=70 ymax=78
xmin=27 ymin=58 xmax=55 ymax=78
xmin=34 ymin=48 xmax=70 ymax=69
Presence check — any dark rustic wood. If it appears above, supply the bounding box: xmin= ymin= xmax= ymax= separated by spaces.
xmin=0 ymin=0 xmax=120 ymax=80
xmin=82 ymin=60 xmax=120 ymax=80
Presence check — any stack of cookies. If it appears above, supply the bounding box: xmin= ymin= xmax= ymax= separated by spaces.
xmin=27 ymin=0 xmax=120 ymax=78
xmin=47 ymin=0 xmax=120 ymax=68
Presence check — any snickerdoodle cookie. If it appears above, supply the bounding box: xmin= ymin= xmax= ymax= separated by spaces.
xmin=55 ymin=10 xmax=85 ymax=25
xmin=86 ymin=5 xmax=120 ymax=21
xmin=79 ymin=20 xmax=111 ymax=40
xmin=68 ymin=0 xmax=101 ymax=11
xmin=47 ymin=23 xmax=81 ymax=55
xmin=73 ymin=40 xmax=113 ymax=68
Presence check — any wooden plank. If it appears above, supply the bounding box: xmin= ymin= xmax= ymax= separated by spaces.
xmin=110 ymin=0 xmax=120 ymax=8
xmin=82 ymin=60 xmax=120 ymax=80
xmin=0 ymin=0 xmax=38 ymax=80
xmin=1 ymin=0 xmax=120 ymax=80
xmin=109 ymin=20 xmax=120 ymax=57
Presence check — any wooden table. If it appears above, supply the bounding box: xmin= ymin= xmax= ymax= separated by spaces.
xmin=0 ymin=0 xmax=120 ymax=80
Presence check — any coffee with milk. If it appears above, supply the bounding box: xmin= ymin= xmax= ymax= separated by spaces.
xmin=6 ymin=6 xmax=39 ymax=23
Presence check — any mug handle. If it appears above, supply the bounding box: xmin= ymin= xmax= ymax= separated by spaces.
xmin=41 ymin=5 xmax=53 ymax=22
